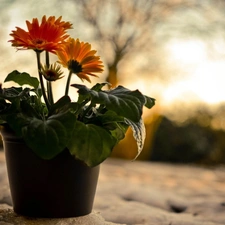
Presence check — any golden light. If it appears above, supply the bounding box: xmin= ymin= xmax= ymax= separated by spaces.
xmin=163 ymin=39 xmax=225 ymax=106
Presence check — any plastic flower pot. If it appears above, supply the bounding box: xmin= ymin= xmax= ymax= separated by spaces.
xmin=1 ymin=126 xmax=100 ymax=218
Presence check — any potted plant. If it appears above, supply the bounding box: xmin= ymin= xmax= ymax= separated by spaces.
xmin=0 ymin=15 xmax=155 ymax=218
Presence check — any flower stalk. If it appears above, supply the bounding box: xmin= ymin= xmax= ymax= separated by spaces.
xmin=45 ymin=51 xmax=54 ymax=105
xmin=36 ymin=51 xmax=50 ymax=110
xmin=65 ymin=70 xmax=73 ymax=96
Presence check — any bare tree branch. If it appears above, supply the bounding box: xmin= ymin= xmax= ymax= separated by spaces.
xmin=71 ymin=0 xmax=218 ymax=87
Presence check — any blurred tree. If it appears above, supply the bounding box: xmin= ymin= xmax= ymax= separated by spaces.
xmin=72 ymin=0 xmax=201 ymax=87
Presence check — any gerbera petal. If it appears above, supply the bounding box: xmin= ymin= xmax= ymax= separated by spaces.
xmin=71 ymin=39 xmax=81 ymax=59
xmin=80 ymin=56 xmax=100 ymax=65
xmin=76 ymin=73 xmax=92 ymax=82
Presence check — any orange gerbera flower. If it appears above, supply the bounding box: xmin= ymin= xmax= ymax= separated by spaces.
xmin=9 ymin=15 xmax=72 ymax=53
xmin=57 ymin=38 xmax=104 ymax=82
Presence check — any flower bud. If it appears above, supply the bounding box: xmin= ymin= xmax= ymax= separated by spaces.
xmin=40 ymin=63 xmax=64 ymax=81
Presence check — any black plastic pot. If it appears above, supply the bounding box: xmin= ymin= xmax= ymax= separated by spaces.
xmin=1 ymin=126 xmax=100 ymax=218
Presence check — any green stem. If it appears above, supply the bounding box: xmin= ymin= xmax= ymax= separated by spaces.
xmin=65 ymin=70 xmax=73 ymax=96
xmin=36 ymin=51 xmax=50 ymax=110
xmin=47 ymin=82 xmax=54 ymax=105
xmin=45 ymin=51 xmax=54 ymax=105
xmin=45 ymin=50 xmax=50 ymax=67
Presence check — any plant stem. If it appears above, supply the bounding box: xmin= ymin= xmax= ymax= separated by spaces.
xmin=45 ymin=50 xmax=50 ymax=67
xmin=45 ymin=51 xmax=54 ymax=105
xmin=65 ymin=70 xmax=73 ymax=96
xmin=36 ymin=51 xmax=50 ymax=110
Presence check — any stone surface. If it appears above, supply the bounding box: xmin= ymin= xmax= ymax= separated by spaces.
xmin=94 ymin=159 xmax=225 ymax=225
xmin=0 ymin=151 xmax=225 ymax=225
xmin=0 ymin=205 xmax=118 ymax=225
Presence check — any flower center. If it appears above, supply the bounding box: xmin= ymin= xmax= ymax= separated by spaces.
xmin=32 ymin=39 xmax=46 ymax=52
xmin=68 ymin=60 xmax=82 ymax=74
xmin=46 ymin=70 xmax=57 ymax=79
xmin=33 ymin=39 xmax=45 ymax=45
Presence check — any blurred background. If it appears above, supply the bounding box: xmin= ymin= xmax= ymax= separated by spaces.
xmin=1 ymin=0 xmax=225 ymax=165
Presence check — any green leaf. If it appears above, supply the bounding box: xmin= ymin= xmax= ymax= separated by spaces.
xmin=49 ymin=95 xmax=71 ymax=115
xmin=0 ymin=99 xmax=12 ymax=123
xmin=105 ymin=86 xmax=146 ymax=122
xmin=109 ymin=122 xmax=128 ymax=142
xmin=0 ymin=87 xmax=29 ymax=114
xmin=91 ymin=82 xmax=109 ymax=91
xmin=4 ymin=70 xmax=39 ymax=89
xmin=73 ymin=84 xmax=146 ymax=122
xmin=67 ymin=121 xmax=117 ymax=167
xmin=93 ymin=110 xmax=128 ymax=140
xmin=20 ymin=99 xmax=41 ymax=118
xmin=144 ymin=96 xmax=155 ymax=109
xmin=0 ymin=87 xmax=24 ymax=100
xmin=7 ymin=111 xmax=76 ymax=160
xmin=71 ymin=84 xmax=91 ymax=104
